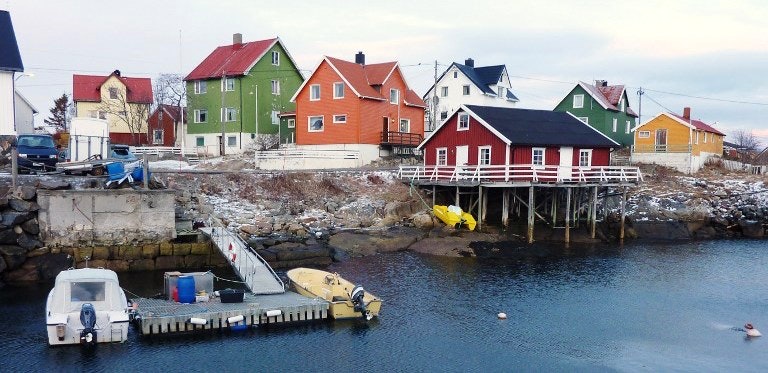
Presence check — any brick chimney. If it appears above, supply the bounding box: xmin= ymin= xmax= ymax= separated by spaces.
xmin=233 ymin=33 xmax=243 ymax=45
xmin=595 ymin=80 xmax=607 ymax=87
xmin=683 ymin=107 xmax=691 ymax=120
xmin=465 ymin=58 xmax=474 ymax=67
xmin=355 ymin=51 xmax=365 ymax=65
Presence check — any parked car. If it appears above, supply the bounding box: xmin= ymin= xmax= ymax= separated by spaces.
xmin=109 ymin=144 xmax=137 ymax=161
xmin=16 ymin=134 xmax=59 ymax=172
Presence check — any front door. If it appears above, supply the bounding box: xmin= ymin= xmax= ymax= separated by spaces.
xmin=558 ymin=146 xmax=573 ymax=181
xmin=456 ymin=145 xmax=469 ymax=178
xmin=655 ymin=129 xmax=667 ymax=152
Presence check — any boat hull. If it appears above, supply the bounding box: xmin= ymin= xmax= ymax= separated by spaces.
xmin=433 ymin=205 xmax=476 ymax=231
xmin=287 ymin=268 xmax=382 ymax=320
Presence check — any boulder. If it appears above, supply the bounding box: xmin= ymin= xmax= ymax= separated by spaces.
xmin=0 ymin=245 xmax=27 ymax=269
xmin=2 ymin=211 xmax=33 ymax=227
xmin=629 ymin=221 xmax=691 ymax=240
xmin=0 ymin=255 xmax=6 ymax=273
xmin=268 ymin=256 xmax=333 ymax=269
xmin=14 ymin=186 xmax=36 ymax=200
xmin=739 ymin=220 xmax=765 ymax=238
xmin=0 ymin=229 xmax=16 ymax=244
xmin=36 ymin=180 xmax=71 ymax=190
xmin=17 ymin=233 xmax=43 ymax=250
xmin=9 ymin=199 xmax=40 ymax=212
xmin=411 ymin=211 xmax=436 ymax=230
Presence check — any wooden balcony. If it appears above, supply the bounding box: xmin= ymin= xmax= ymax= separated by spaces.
xmin=631 ymin=144 xmax=692 ymax=153
xmin=380 ymin=131 xmax=423 ymax=147
xmin=398 ymin=164 xmax=643 ymax=186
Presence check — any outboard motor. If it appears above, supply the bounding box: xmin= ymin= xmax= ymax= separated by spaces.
xmin=79 ymin=303 xmax=97 ymax=345
xmin=350 ymin=285 xmax=370 ymax=320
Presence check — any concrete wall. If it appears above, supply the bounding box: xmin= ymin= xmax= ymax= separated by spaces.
xmin=254 ymin=144 xmax=386 ymax=170
xmin=0 ymin=72 xmax=15 ymax=135
xmin=632 ymin=152 xmax=693 ymax=173
xmin=37 ymin=189 xmax=176 ymax=247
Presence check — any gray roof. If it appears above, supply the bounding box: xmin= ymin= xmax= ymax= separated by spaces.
xmin=0 ymin=11 xmax=23 ymax=72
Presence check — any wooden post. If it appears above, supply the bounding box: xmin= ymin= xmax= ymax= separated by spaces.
xmin=478 ymin=186 xmax=483 ymax=230
xmin=590 ymin=186 xmax=598 ymax=239
xmin=620 ymin=186 xmax=627 ymax=241
xmin=527 ymin=186 xmax=535 ymax=243
xmin=455 ymin=186 xmax=460 ymax=207
xmin=481 ymin=186 xmax=488 ymax=222
xmin=565 ymin=188 xmax=571 ymax=245
xmin=432 ymin=185 xmax=436 ymax=207
xmin=502 ymin=188 xmax=509 ymax=227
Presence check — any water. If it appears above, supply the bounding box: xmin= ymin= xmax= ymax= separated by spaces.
xmin=2 ymin=239 xmax=768 ymax=372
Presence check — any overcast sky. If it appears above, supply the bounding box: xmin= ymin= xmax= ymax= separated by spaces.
xmin=4 ymin=0 xmax=767 ymax=142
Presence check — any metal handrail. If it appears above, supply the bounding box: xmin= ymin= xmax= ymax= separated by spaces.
xmin=211 ymin=226 xmax=284 ymax=293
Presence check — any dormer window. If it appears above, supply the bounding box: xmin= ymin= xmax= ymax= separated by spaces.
xmin=453 ymin=71 xmax=458 ymax=78
xmin=497 ymin=87 xmax=504 ymax=98
xmin=390 ymin=88 xmax=399 ymax=104
xmin=458 ymin=113 xmax=469 ymax=131
xmin=108 ymin=87 xmax=118 ymax=99
xmin=620 ymin=98 xmax=625 ymax=111
xmin=271 ymin=51 xmax=279 ymax=66
xmin=573 ymin=94 xmax=584 ymax=108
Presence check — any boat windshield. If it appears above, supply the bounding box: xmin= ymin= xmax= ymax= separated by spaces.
xmin=71 ymin=281 xmax=106 ymax=302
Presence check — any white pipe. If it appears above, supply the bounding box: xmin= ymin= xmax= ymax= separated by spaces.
xmin=189 ymin=317 xmax=207 ymax=325
xmin=227 ymin=315 xmax=244 ymax=324
xmin=265 ymin=309 xmax=282 ymax=317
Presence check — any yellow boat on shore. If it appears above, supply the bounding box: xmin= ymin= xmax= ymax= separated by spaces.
xmin=433 ymin=205 xmax=476 ymax=231
xmin=286 ymin=268 xmax=382 ymax=320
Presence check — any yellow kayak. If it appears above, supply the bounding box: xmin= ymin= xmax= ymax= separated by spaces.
xmin=433 ymin=205 xmax=476 ymax=231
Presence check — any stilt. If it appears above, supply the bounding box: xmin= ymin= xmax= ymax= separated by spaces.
xmin=590 ymin=186 xmax=598 ymax=239
xmin=620 ymin=186 xmax=627 ymax=241
xmin=432 ymin=185 xmax=436 ymax=207
xmin=455 ymin=186 xmax=460 ymax=207
xmin=551 ymin=189 xmax=557 ymax=226
xmin=478 ymin=186 xmax=483 ymax=230
xmin=527 ymin=186 xmax=535 ymax=243
xmin=565 ymin=188 xmax=571 ymax=244
xmin=502 ymin=189 xmax=510 ymax=227
xmin=481 ymin=187 xmax=488 ymax=223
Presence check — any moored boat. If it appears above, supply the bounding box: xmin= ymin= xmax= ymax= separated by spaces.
xmin=46 ymin=268 xmax=130 ymax=346
xmin=286 ymin=268 xmax=381 ymax=320
xmin=433 ymin=205 xmax=476 ymax=230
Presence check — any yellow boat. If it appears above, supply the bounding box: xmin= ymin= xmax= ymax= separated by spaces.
xmin=286 ymin=268 xmax=382 ymax=320
xmin=433 ymin=205 xmax=476 ymax=231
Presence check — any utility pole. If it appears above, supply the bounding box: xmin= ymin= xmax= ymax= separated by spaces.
xmin=636 ymin=87 xmax=644 ymax=125
xmin=432 ymin=60 xmax=438 ymax=132
xmin=220 ymin=72 xmax=226 ymax=156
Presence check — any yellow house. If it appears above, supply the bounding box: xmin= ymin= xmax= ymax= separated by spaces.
xmin=632 ymin=107 xmax=725 ymax=173
xmin=73 ymin=70 xmax=153 ymax=145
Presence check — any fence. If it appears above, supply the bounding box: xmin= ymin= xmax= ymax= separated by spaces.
xmin=398 ymin=164 xmax=643 ymax=184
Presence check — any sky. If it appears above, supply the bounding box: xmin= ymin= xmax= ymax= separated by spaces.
xmin=3 ymin=0 xmax=767 ymax=142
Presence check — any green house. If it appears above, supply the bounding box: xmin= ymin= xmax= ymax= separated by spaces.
xmin=553 ymin=80 xmax=638 ymax=147
xmin=184 ymin=33 xmax=304 ymax=155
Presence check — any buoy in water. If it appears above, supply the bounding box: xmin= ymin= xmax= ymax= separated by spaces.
xmin=497 ymin=312 xmax=507 ymax=319
xmin=745 ymin=323 xmax=762 ymax=337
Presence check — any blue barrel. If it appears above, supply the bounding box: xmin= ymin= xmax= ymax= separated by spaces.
xmin=177 ymin=276 xmax=196 ymax=304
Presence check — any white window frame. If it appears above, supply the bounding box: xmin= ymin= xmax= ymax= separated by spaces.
xmin=193 ymin=109 xmax=208 ymax=123
xmin=440 ymin=111 xmax=448 ymax=120
xmin=532 ymin=147 xmax=545 ymax=167
xmin=271 ymin=51 xmax=279 ymax=66
xmin=108 ymin=87 xmax=118 ymax=99
xmin=195 ymin=137 xmax=204 ymax=147
xmin=620 ymin=99 xmax=625 ymax=111
xmin=462 ymin=85 xmax=470 ymax=96
xmin=453 ymin=71 xmax=457 ymax=79
xmin=221 ymin=107 xmax=236 ymax=122
xmin=227 ymin=136 xmax=237 ymax=147
xmin=271 ymin=110 xmax=279 ymax=125
xmin=573 ymin=94 xmax=584 ymax=108
xmin=390 ymin=88 xmax=399 ymax=104
xmin=333 ymin=114 xmax=347 ymax=124
xmin=638 ymin=130 xmax=650 ymax=138
xmin=287 ymin=118 xmax=295 ymax=128
xmin=153 ymin=130 xmax=163 ymax=145
xmin=308 ymin=115 xmax=324 ymax=132
xmin=194 ymin=80 xmax=207 ymax=94
xmin=625 ymin=120 xmax=631 ymax=134
xmin=333 ymin=82 xmax=345 ymax=99
xmin=458 ymin=113 xmax=469 ymax=131
xmin=399 ymin=118 xmax=410 ymax=133
xmin=577 ymin=117 xmax=589 ymax=124
xmin=478 ymin=146 xmax=491 ymax=166
xmin=440 ymin=86 xmax=448 ymax=97
xmin=704 ymin=132 xmax=708 ymax=143
xmin=437 ymin=147 xmax=447 ymax=166
xmin=612 ymin=118 xmax=618 ymax=132
xmin=497 ymin=87 xmax=504 ymax=98
xmin=271 ymin=80 xmax=280 ymax=95
xmin=579 ymin=149 xmax=592 ymax=167
xmin=310 ymin=84 xmax=320 ymax=101
xmin=222 ymin=78 xmax=235 ymax=92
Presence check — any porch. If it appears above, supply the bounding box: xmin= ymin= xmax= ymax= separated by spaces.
xmin=398 ymin=164 xmax=643 ymax=186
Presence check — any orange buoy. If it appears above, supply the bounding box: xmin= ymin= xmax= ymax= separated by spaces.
xmin=231 ymin=252 xmax=237 ymax=262
xmin=228 ymin=242 xmax=233 ymax=251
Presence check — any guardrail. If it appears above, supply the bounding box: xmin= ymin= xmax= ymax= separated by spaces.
xmin=130 ymin=146 xmax=204 ymax=157
xmin=398 ymin=164 xmax=643 ymax=184
xmin=380 ymin=131 xmax=423 ymax=147
xmin=631 ymin=144 xmax=692 ymax=153
xmin=254 ymin=149 xmax=360 ymax=160
xmin=205 ymin=226 xmax=284 ymax=294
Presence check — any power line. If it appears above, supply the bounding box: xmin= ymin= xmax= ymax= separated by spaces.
xmin=639 ymin=87 xmax=768 ymax=106
xmin=643 ymin=93 xmax=673 ymax=113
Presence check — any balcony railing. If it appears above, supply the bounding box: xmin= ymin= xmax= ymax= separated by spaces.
xmin=398 ymin=164 xmax=643 ymax=184
xmin=631 ymin=144 xmax=692 ymax=153
xmin=380 ymin=131 xmax=423 ymax=147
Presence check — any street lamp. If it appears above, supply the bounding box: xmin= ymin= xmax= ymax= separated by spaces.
xmin=14 ymin=72 xmax=34 ymax=81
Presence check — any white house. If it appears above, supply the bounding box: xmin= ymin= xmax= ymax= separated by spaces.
xmin=422 ymin=58 xmax=519 ymax=132
xmin=0 ymin=10 xmax=24 ymax=136
xmin=14 ymin=91 xmax=37 ymax=135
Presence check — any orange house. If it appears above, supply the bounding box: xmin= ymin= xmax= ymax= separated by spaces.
xmin=291 ymin=52 xmax=426 ymax=164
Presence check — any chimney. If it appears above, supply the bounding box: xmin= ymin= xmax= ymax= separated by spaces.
xmin=595 ymin=80 xmax=607 ymax=87
xmin=113 ymin=69 xmax=121 ymax=77
xmin=355 ymin=51 xmax=365 ymax=65
xmin=233 ymin=33 xmax=242 ymax=45
xmin=683 ymin=107 xmax=691 ymax=120
xmin=465 ymin=58 xmax=474 ymax=67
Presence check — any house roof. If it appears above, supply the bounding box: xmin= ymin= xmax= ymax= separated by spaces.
xmin=185 ymin=38 xmax=278 ymax=81
xmin=575 ymin=81 xmax=638 ymax=118
xmin=669 ymin=113 xmax=725 ymax=135
xmin=14 ymin=90 xmax=37 ymax=113
xmin=404 ymin=89 xmax=427 ymax=108
xmin=73 ymin=72 xmax=153 ymax=104
xmin=424 ymin=62 xmax=519 ymax=102
xmin=421 ymin=105 xmax=619 ymax=149
xmin=0 ymin=11 xmax=23 ymax=72
xmin=153 ymin=104 xmax=186 ymax=122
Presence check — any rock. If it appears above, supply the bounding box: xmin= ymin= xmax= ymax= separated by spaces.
xmin=2 ymin=211 xmax=33 ymax=227
xmin=190 ymin=242 xmax=211 ymax=255
xmin=256 ymin=248 xmax=277 ymax=262
xmin=184 ymin=255 xmax=208 ymax=269
xmin=0 ymin=255 xmax=5 ymax=273
xmin=141 ymin=244 xmax=159 ymax=259
xmin=4 ymin=267 xmax=38 ymax=282
xmin=328 ymin=232 xmax=378 ymax=256
xmin=155 ymin=256 xmax=181 ymax=270
xmin=36 ymin=180 xmax=71 ymax=190
xmin=268 ymin=256 xmax=333 ymax=269
xmin=408 ymin=236 xmax=477 ymax=257
xmin=17 ymin=234 xmax=43 ymax=250
xmin=0 ymin=196 xmax=7 ymax=209
xmin=276 ymin=245 xmax=330 ymax=261
xmin=26 ymin=247 xmax=50 ymax=257
xmin=693 ymin=226 xmax=717 ymax=239
xmin=172 ymin=243 xmax=191 ymax=256
xmin=739 ymin=220 xmax=764 ymax=238
xmin=9 ymin=199 xmax=40 ymax=212
xmin=411 ymin=211 xmax=436 ymax=230
xmin=12 ymin=225 xmax=22 ymax=234
xmin=630 ymin=221 xmax=691 ymax=240
xmin=240 ymin=225 xmax=259 ymax=235
xmin=105 ymin=260 xmax=129 ymax=272
xmin=0 ymin=245 xmax=27 ymax=269
xmin=14 ymin=186 xmax=36 ymax=200
xmin=0 ymin=229 xmax=17 ymax=245
xmin=129 ymin=259 xmax=156 ymax=272
xmin=384 ymin=200 xmax=423 ymax=218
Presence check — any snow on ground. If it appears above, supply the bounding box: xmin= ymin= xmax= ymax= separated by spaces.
xmin=149 ymin=160 xmax=197 ymax=170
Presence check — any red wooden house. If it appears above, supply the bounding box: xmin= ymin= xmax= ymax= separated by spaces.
xmin=147 ymin=104 xmax=185 ymax=147
xmin=416 ymin=105 xmax=621 ymax=183
xmin=290 ymin=52 xmax=426 ymax=161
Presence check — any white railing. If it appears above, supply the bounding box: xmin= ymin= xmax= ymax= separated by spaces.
xmin=254 ymin=149 xmax=360 ymax=160
xmin=130 ymin=146 xmax=204 ymax=157
xmin=398 ymin=164 xmax=643 ymax=184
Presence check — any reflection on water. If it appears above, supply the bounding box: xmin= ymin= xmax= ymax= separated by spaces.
xmin=2 ymin=239 xmax=767 ymax=371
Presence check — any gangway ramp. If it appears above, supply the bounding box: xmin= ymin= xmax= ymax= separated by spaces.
xmin=199 ymin=227 xmax=285 ymax=294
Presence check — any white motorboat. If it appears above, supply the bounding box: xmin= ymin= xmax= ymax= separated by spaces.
xmin=45 ymin=268 xmax=129 ymax=346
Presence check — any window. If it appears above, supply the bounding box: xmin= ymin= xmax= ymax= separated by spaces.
xmin=308 ymin=115 xmax=324 ymax=132
xmin=440 ymin=86 xmax=448 ymax=97
xmin=108 ymin=87 xmax=118 ymax=99
xmin=497 ymin=87 xmax=504 ymax=98
xmin=90 ymin=111 xmax=106 ymax=120
xmin=437 ymin=148 xmax=447 ymax=166
xmin=333 ymin=114 xmax=347 ymax=124
xmin=573 ymin=94 xmax=584 ymax=108
xmin=287 ymin=119 xmax=295 ymax=128
xmin=453 ymin=71 xmax=457 ymax=78
xmin=440 ymin=111 xmax=448 ymax=120
xmin=271 ymin=110 xmax=279 ymax=125
xmin=196 ymin=137 xmax=204 ymax=146
xmin=577 ymin=117 xmax=589 ymax=124
xmin=638 ymin=131 xmax=650 ymax=138
xmin=194 ymin=80 xmax=207 ymax=94
xmin=271 ymin=51 xmax=279 ymax=65
xmin=271 ymin=80 xmax=280 ymax=95
xmin=620 ymin=99 xmax=625 ymax=111
xmin=695 ymin=132 xmax=699 ymax=144
xmin=194 ymin=109 xmax=208 ymax=123
xmin=579 ymin=149 xmax=592 ymax=167
xmin=532 ymin=148 xmax=545 ymax=166
xmin=462 ymin=85 xmax=470 ymax=95
xmin=390 ymin=88 xmax=399 ymax=104
xmin=227 ymin=136 xmax=236 ymax=147
xmin=153 ymin=130 xmax=163 ymax=145
xmin=334 ymin=82 xmax=345 ymax=99
xmin=478 ymin=146 xmax=491 ymax=165
xmin=221 ymin=107 xmax=236 ymax=122
xmin=612 ymin=118 xmax=617 ymax=132
xmin=625 ymin=120 xmax=631 ymax=134
xmin=704 ymin=132 xmax=708 ymax=143
xmin=310 ymin=84 xmax=320 ymax=101
xmin=399 ymin=118 xmax=410 ymax=133
xmin=458 ymin=113 xmax=469 ymax=130
xmin=71 ymin=282 xmax=105 ymax=302
xmin=222 ymin=78 xmax=234 ymax=92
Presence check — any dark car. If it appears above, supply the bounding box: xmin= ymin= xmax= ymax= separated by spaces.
xmin=109 ymin=144 xmax=137 ymax=161
xmin=17 ymin=134 xmax=59 ymax=172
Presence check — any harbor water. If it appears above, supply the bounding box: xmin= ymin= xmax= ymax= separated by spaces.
xmin=2 ymin=239 xmax=767 ymax=372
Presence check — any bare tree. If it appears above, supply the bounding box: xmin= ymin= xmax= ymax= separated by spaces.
xmin=154 ymin=73 xmax=186 ymax=109
xmin=97 ymin=87 xmax=151 ymax=145
xmin=731 ymin=129 xmax=761 ymax=161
